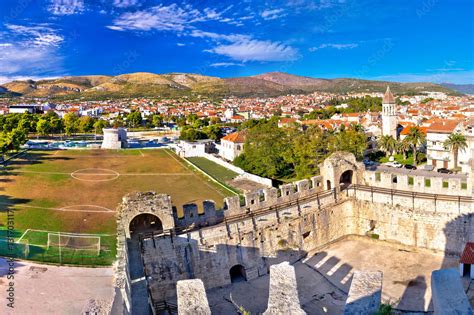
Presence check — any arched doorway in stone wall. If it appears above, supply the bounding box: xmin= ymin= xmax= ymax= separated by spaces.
xmin=229 ymin=264 xmax=247 ymax=283
xmin=326 ymin=180 xmax=332 ymax=190
xmin=339 ymin=170 xmax=353 ymax=190
xmin=129 ymin=213 xmax=163 ymax=237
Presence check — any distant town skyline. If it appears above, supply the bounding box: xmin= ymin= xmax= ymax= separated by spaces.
xmin=0 ymin=0 xmax=473 ymax=84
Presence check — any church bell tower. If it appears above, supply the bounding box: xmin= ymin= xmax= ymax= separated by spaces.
xmin=382 ymin=86 xmax=398 ymax=138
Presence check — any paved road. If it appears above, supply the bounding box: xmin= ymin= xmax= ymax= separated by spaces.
xmin=0 ymin=258 xmax=114 ymax=314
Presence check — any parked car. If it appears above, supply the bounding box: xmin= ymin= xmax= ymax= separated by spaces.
xmin=363 ymin=159 xmax=375 ymax=166
xmin=385 ymin=161 xmax=403 ymax=168
xmin=437 ymin=168 xmax=453 ymax=174
xmin=404 ymin=164 xmax=417 ymax=170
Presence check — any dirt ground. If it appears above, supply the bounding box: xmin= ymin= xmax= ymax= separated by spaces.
xmin=0 ymin=258 xmax=114 ymax=314
xmin=228 ymin=178 xmax=269 ymax=193
xmin=206 ymin=237 xmax=466 ymax=314
xmin=0 ymin=149 xmax=232 ymax=234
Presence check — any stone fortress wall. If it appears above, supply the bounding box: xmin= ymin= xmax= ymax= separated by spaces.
xmin=112 ymin=151 xmax=474 ymax=314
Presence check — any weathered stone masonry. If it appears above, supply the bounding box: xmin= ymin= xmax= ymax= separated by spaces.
xmin=112 ymin=152 xmax=474 ymax=313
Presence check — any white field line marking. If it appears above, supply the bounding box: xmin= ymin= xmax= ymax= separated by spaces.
xmin=7 ymin=169 xmax=193 ymax=176
xmin=19 ymin=228 xmax=114 ymax=236
xmin=16 ymin=228 xmax=30 ymax=243
xmin=0 ymin=202 xmax=115 ymax=213
xmin=53 ymin=150 xmax=60 ymax=155
xmin=139 ymin=149 xmax=145 ymax=157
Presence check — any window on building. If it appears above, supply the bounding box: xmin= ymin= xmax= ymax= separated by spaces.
xmin=462 ymin=182 xmax=468 ymax=190
xmin=375 ymin=172 xmax=381 ymax=181
xmin=408 ymin=177 xmax=414 ymax=185
xmin=442 ymin=181 xmax=449 ymax=188
xmin=425 ymin=179 xmax=431 ymax=187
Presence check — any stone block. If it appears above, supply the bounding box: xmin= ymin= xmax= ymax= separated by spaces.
xmin=263 ymin=262 xmax=306 ymax=315
xmin=177 ymin=279 xmax=211 ymax=315
xmin=344 ymin=271 xmax=382 ymax=315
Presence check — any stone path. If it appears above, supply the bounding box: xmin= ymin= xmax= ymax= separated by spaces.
xmin=127 ymin=238 xmax=152 ymax=315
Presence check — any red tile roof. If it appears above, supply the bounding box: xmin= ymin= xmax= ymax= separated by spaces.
xmin=221 ymin=131 xmax=246 ymax=143
xmin=461 ymin=243 xmax=474 ymax=264
xmin=427 ymin=120 xmax=461 ymax=133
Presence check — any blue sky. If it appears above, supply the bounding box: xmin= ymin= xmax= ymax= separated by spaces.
xmin=0 ymin=0 xmax=473 ymax=84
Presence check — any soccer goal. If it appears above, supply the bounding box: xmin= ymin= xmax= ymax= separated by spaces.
xmin=47 ymin=232 xmax=101 ymax=256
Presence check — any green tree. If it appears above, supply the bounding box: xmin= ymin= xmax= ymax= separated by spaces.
xmin=397 ymin=138 xmax=411 ymax=160
xmin=405 ymin=127 xmax=426 ymax=166
xmin=127 ymin=111 xmax=142 ymax=128
xmin=63 ymin=112 xmax=79 ymax=136
xmin=79 ymin=116 xmax=95 ymax=133
xmin=93 ymin=119 xmax=109 ymax=135
xmin=179 ymin=126 xmax=207 ymax=141
xmin=152 ymin=115 xmax=163 ymax=128
xmin=378 ymin=135 xmax=397 ymax=157
xmin=444 ymin=133 xmax=467 ymax=170
xmin=234 ymin=121 xmax=292 ymax=178
xmin=204 ymin=124 xmax=222 ymax=141
xmin=36 ymin=118 xmax=51 ymax=137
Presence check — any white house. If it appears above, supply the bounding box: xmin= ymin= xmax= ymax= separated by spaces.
xmin=219 ymin=131 xmax=245 ymax=161
xmin=176 ymin=140 xmax=214 ymax=158
xmin=426 ymin=119 xmax=464 ymax=169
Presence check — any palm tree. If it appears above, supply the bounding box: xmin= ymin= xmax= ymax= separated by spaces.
xmin=397 ymin=138 xmax=411 ymax=160
xmin=444 ymin=133 xmax=467 ymax=170
xmin=405 ymin=127 xmax=426 ymax=166
xmin=378 ymin=135 xmax=397 ymax=157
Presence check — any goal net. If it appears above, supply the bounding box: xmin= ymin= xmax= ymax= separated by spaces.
xmin=47 ymin=232 xmax=101 ymax=256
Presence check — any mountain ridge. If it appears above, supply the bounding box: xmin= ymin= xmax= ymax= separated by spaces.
xmin=0 ymin=71 xmax=460 ymax=99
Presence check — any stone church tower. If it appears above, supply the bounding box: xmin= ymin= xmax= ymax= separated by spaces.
xmin=381 ymin=86 xmax=398 ymax=138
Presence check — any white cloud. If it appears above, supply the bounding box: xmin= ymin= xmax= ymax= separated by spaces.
xmin=6 ymin=24 xmax=64 ymax=47
xmin=113 ymin=0 xmax=138 ymax=8
xmin=0 ymin=43 xmax=62 ymax=75
xmin=0 ymin=24 xmax=64 ymax=78
xmin=107 ymin=3 xmax=233 ymax=32
xmin=261 ymin=9 xmax=286 ymax=20
xmin=210 ymin=62 xmax=244 ymax=67
xmin=177 ymin=43 xmax=186 ymax=47
xmin=189 ymin=30 xmax=250 ymax=42
xmin=48 ymin=0 xmax=84 ymax=16
xmin=309 ymin=43 xmax=358 ymax=51
xmin=207 ymin=40 xmax=299 ymax=62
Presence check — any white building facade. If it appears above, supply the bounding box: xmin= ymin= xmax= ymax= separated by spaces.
xmin=219 ymin=131 xmax=245 ymax=162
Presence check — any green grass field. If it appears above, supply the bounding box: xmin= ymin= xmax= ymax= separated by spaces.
xmin=186 ymin=157 xmax=239 ymax=182
xmin=0 ymin=148 xmax=233 ymax=265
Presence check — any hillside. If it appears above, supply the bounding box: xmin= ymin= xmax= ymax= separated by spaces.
xmin=440 ymin=83 xmax=474 ymax=95
xmin=0 ymin=71 xmax=459 ymax=99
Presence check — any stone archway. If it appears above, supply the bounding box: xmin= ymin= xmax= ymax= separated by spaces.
xmin=319 ymin=152 xmax=364 ymax=192
xmin=117 ymin=192 xmax=175 ymax=239
xmin=339 ymin=170 xmax=353 ymax=190
xmin=229 ymin=264 xmax=247 ymax=283
xmin=129 ymin=213 xmax=163 ymax=237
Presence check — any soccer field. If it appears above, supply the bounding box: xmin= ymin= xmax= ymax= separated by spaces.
xmin=0 ymin=148 xmax=233 ymax=265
